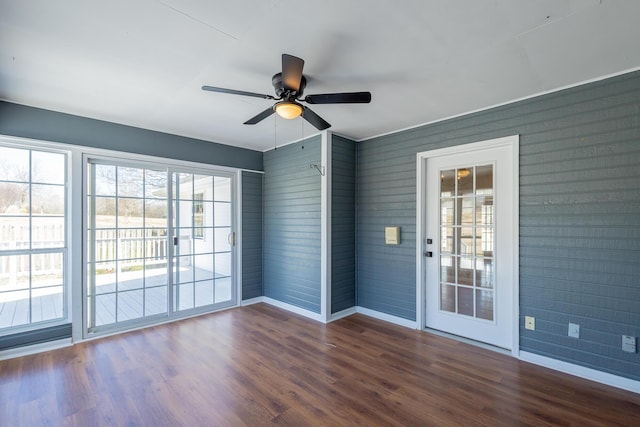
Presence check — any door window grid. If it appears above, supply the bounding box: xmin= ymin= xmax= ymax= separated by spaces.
xmin=439 ymin=165 xmax=495 ymax=321
xmin=0 ymin=146 xmax=67 ymax=333
xmin=87 ymin=163 xmax=169 ymax=330
xmin=173 ymin=174 xmax=232 ymax=312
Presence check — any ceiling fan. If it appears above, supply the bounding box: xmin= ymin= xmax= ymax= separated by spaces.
xmin=202 ymin=54 xmax=372 ymax=131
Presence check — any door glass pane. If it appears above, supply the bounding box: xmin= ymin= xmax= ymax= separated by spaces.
xmin=457 ymin=168 xmax=473 ymax=195
xmin=440 ymin=284 xmax=455 ymax=313
xmin=438 ymin=164 xmax=494 ymax=321
xmin=440 ymin=170 xmax=455 ymax=196
xmin=440 ymin=199 xmax=454 ymax=226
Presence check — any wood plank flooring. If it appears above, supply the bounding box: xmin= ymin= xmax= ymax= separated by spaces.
xmin=1 ymin=303 xmax=639 ymax=426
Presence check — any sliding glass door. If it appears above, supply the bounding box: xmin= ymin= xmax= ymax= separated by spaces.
xmin=172 ymin=172 xmax=233 ymax=312
xmin=86 ymin=159 xmax=235 ymax=335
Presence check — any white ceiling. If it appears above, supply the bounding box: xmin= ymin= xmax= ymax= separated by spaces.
xmin=1 ymin=0 xmax=639 ymax=152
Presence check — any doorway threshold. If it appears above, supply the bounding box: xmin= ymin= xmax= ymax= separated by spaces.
xmin=423 ymin=327 xmax=511 ymax=356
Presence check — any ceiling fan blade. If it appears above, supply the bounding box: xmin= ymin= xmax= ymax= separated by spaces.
xmin=243 ymin=107 xmax=275 ymax=125
xmin=304 ymin=91 xmax=371 ymax=104
xmin=282 ymin=54 xmax=305 ymax=92
xmin=202 ymin=85 xmax=274 ymax=100
xmin=302 ymin=106 xmax=331 ymax=130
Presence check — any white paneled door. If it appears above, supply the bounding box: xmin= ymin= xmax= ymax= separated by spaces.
xmin=422 ymin=138 xmax=517 ymax=350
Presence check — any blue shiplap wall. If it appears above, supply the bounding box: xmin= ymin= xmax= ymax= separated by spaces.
xmin=331 ymin=135 xmax=356 ymax=313
xmin=242 ymin=171 xmax=263 ymax=300
xmin=0 ymin=101 xmax=263 ymax=171
xmin=263 ymin=136 xmax=322 ymax=313
xmin=357 ymin=70 xmax=640 ymax=381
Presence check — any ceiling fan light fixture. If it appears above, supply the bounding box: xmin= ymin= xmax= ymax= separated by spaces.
xmin=274 ymin=101 xmax=303 ymax=119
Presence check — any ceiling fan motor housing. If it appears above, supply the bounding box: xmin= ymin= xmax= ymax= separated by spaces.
xmin=272 ymin=72 xmax=307 ymax=99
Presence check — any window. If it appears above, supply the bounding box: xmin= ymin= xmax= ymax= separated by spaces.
xmin=0 ymin=145 xmax=67 ymax=334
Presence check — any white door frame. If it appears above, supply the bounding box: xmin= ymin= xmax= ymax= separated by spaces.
xmin=416 ymin=135 xmax=520 ymax=356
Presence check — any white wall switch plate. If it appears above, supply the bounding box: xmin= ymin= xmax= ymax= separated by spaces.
xmin=622 ymin=335 xmax=637 ymax=353
xmin=525 ymin=316 xmax=535 ymax=330
xmin=568 ymin=323 xmax=580 ymax=338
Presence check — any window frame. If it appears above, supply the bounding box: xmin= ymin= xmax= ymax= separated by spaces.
xmin=0 ymin=137 xmax=72 ymax=337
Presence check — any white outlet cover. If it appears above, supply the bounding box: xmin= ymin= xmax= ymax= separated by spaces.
xmin=622 ymin=335 xmax=637 ymax=353
xmin=568 ymin=323 xmax=580 ymax=338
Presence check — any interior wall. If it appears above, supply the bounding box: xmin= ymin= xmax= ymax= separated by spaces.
xmin=356 ymin=70 xmax=640 ymax=381
xmin=0 ymin=102 xmax=263 ymax=171
xmin=263 ymin=136 xmax=322 ymax=313
xmin=331 ymin=135 xmax=356 ymax=313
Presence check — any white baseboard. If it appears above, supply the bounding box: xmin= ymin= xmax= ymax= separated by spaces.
xmin=0 ymin=338 xmax=72 ymax=361
xmin=519 ymin=351 xmax=640 ymax=394
xmin=329 ymin=307 xmax=357 ymax=322
xmin=241 ymin=296 xmax=265 ymax=306
xmin=356 ymin=306 xmax=418 ymax=329
xmin=262 ymin=297 xmax=323 ymax=322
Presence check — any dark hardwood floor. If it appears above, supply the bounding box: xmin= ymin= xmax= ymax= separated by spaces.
xmin=1 ymin=303 xmax=639 ymax=426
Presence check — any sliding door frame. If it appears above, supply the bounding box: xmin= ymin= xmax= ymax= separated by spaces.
xmin=81 ymin=151 xmax=240 ymax=340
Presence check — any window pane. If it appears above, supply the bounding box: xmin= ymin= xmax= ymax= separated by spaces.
xmin=117 ymin=289 xmax=144 ymax=322
xmin=476 ymin=289 xmax=494 ymax=320
xmin=440 ymin=198 xmax=454 ymax=226
xmin=117 ymin=167 xmax=144 ymax=197
xmin=214 ymin=277 xmax=232 ymax=303
xmin=440 ymin=169 xmax=455 ymax=196
xmin=176 ymin=283 xmax=194 ymax=311
xmin=32 ymin=252 xmax=63 ymax=288
xmin=32 ymin=184 xmax=65 ymax=215
xmin=95 ymin=197 xmax=116 ymax=228
xmin=440 ymin=284 xmax=455 ymax=313
xmin=194 ymin=176 xmax=214 ymax=200
xmin=214 ymin=253 xmax=231 ymax=277
xmin=145 ymin=286 xmax=167 ymax=316
xmin=440 ymin=255 xmax=455 ymax=283
xmin=194 ymin=254 xmax=214 ymax=281
xmin=145 ymin=199 xmax=167 ymax=224
xmin=476 ymin=165 xmax=493 ymax=195
xmin=457 ymin=168 xmax=473 ymax=196
xmin=94 ymin=164 xmax=116 ymax=197
xmin=457 ymin=256 xmax=474 ymax=286
xmin=195 ymin=280 xmax=214 ymax=307
xmin=175 ymin=174 xmax=194 ymax=200
xmin=213 ymin=203 xmax=231 ymax=227
xmin=0 ymin=182 xmax=29 ymax=213
xmin=214 ymin=176 xmax=231 ymax=202
xmin=0 ymin=147 xmax=29 ymax=182
xmin=457 ymin=287 xmax=474 ymax=316
xmin=440 ymin=227 xmax=455 ymax=254
xmin=144 ymin=169 xmax=167 ymax=199
xmin=95 ymin=294 xmax=116 ymax=326
xmin=117 ymin=198 xmax=144 ymax=228
xmin=214 ymin=228 xmax=231 ymax=253
xmin=1 ymin=216 xmax=30 ymax=249
xmin=0 ymin=254 xmax=30 ymax=292
xmin=460 ymin=198 xmax=474 ymax=226
xmin=32 ymin=286 xmax=63 ymax=322
xmin=31 ymin=216 xmax=64 ymax=249
xmin=32 ymin=151 xmax=65 ymax=185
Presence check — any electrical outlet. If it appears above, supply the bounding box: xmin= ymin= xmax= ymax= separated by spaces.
xmin=525 ymin=316 xmax=535 ymax=331
xmin=622 ymin=335 xmax=637 ymax=353
xmin=568 ymin=323 xmax=580 ymax=338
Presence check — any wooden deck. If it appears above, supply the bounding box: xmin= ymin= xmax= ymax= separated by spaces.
xmin=1 ymin=303 xmax=638 ymax=426
xmin=0 ymin=266 xmax=232 ymax=329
